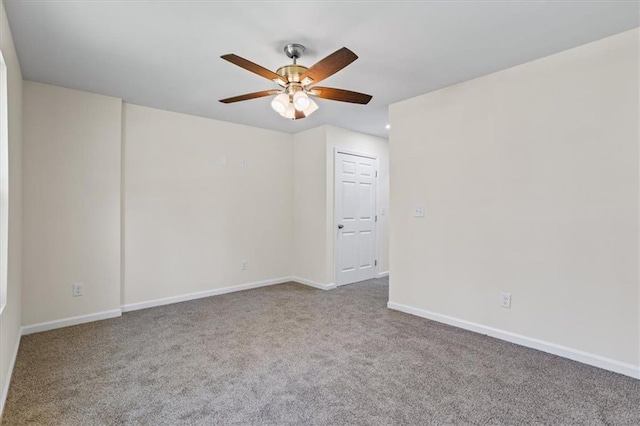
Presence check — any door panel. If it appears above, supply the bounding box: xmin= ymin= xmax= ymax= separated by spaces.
xmin=341 ymin=231 xmax=356 ymax=272
xmin=358 ymin=182 xmax=373 ymax=220
xmin=335 ymin=152 xmax=377 ymax=286
xmin=342 ymin=159 xmax=356 ymax=175
xmin=358 ymin=231 xmax=373 ymax=269
xmin=342 ymin=181 xmax=356 ymax=220
xmin=360 ymin=163 xmax=373 ymax=177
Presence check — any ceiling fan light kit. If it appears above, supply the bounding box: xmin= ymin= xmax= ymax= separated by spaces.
xmin=220 ymin=43 xmax=372 ymax=121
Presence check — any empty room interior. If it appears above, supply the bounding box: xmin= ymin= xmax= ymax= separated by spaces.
xmin=0 ymin=1 xmax=639 ymax=424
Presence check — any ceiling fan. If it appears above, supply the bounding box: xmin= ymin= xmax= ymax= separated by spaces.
xmin=219 ymin=43 xmax=372 ymax=120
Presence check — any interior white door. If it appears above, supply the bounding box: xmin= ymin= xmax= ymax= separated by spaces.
xmin=335 ymin=151 xmax=377 ymax=286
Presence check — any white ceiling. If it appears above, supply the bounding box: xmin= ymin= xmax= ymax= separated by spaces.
xmin=4 ymin=1 xmax=638 ymax=138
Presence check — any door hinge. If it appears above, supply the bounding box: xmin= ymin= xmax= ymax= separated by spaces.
xmin=375 ymin=215 xmax=378 ymax=222
xmin=375 ymin=260 xmax=378 ymax=266
xmin=375 ymin=171 xmax=378 ymax=177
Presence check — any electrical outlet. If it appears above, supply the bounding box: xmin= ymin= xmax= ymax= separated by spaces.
xmin=500 ymin=292 xmax=511 ymax=309
xmin=414 ymin=204 xmax=425 ymax=217
xmin=73 ymin=283 xmax=84 ymax=297
xmin=240 ymin=160 xmax=248 ymax=168
xmin=241 ymin=260 xmax=248 ymax=270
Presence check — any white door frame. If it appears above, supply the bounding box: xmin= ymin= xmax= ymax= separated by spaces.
xmin=333 ymin=148 xmax=379 ymax=286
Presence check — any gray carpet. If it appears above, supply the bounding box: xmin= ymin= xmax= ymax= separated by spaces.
xmin=3 ymin=278 xmax=639 ymax=425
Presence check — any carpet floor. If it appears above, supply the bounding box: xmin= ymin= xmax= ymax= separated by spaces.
xmin=3 ymin=278 xmax=639 ymax=425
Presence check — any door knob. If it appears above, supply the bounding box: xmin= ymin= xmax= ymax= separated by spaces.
xmin=338 ymin=224 xmax=344 ymax=229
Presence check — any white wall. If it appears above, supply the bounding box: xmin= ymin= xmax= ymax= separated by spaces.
xmin=292 ymin=125 xmax=389 ymax=285
xmin=0 ymin=0 xmax=22 ymax=416
xmin=292 ymin=126 xmax=330 ymax=284
xmin=22 ymin=82 xmax=122 ymax=326
xmin=123 ymin=104 xmax=293 ymax=306
xmin=19 ymin=91 xmax=386 ymax=319
xmin=389 ymin=29 xmax=639 ymax=368
xmin=15 ymin=80 xmax=387 ymax=333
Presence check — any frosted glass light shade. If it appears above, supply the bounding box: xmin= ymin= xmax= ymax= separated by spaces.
xmin=293 ymin=91 xmax=310 ymax=111
xmin=271 ymin=93 xmax=289 ymax=114
xmin=302 ymin=99 xmax=319 ymax=116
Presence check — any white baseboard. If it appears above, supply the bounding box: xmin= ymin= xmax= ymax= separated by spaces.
xmin=378 ymin=271 xmax=389 ymax=278
xmin=21 ymin=309 xmax=122 ymax=336
xmin=0 ymin=332 xmax=21 ymax=420
xmin=387 ymin=301 xmax=640 ymax=380
xmin=122 ymin=276 xmax=336 ymax=313
xmin=121 ymin=276 xmax=292 ymax=312
xmin=291 ymin=276 xmax=336 ymax=290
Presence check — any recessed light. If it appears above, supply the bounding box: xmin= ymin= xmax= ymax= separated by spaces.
xmin=386 ymin=124 xmax=391 ymax=129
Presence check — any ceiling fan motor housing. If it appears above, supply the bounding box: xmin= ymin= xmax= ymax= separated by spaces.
xmin=276 ymin=64 xmax=308 ymax=85
xmin=278 ymin=43 xmax=309 ymax=85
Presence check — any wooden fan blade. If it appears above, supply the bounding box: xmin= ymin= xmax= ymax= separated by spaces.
xmin=308 ymin=87 xmax=372 ymax=104
xmin=299 ymin=47 xmax=358 ymax=86
xmin=221 ymin=54 xmax=286 ymax=86
xmin=219 ymin=90 xmax=279 ymax=104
